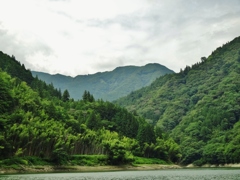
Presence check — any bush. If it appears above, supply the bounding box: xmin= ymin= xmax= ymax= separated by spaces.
xmin=51 ymin=148 xmax=69 ymax=165
xmin=103 ymin=140 xmax=134 ymax=165
xmin=193 ymin=159 xmax=206 ymax=167
xmin=69 ymin=155 xmax=107 ymax=166
xmin=133 ymin=156 xmax=167 ymax=164
xmin=0 ymin=156 xmax=50 ymax=168
xmin=24 ymin=156 xmax=50 ymax=166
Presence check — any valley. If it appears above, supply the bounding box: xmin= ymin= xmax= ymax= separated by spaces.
xmin=0 ymin=36 xmax=240 ymax=171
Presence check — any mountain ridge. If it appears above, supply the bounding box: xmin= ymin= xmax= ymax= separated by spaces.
xmin=32 ymin=63 xmax=174 ymax=101
xmin=1 ymin=35 xmax=240 ymax=165
xmin=114 ymin=36 xmax=240 ymax=164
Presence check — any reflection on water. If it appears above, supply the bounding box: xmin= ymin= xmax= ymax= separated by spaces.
xmin=1 ymin=169 xmax=240 ymax=180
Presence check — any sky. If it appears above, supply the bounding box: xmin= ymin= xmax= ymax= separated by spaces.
xmin=0 ymin=0 xmax=240 ymax=77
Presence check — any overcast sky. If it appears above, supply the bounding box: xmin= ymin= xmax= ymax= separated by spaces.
xmin=0 ymin=0 xmax=240 ymax=76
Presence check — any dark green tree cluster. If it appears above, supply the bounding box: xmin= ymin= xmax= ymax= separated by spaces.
xmin=31 ymin=77 xmax=62 ymax=100
xmin=82 ymin=90 xmax=95 ymax=102
xmin=0 ymin=51 xmax=62 ymax=100
xmin=67 ymin=94 xmax=181 ymax=162
xmin=62 ymin=89 xmax=70 ymax=102
xmin=0 ymin=72 xmax=13 ymax=114
xmin=0 ymin=52 xmax=33 ymax=84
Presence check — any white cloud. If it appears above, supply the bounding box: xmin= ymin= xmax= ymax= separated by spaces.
xmin=0 ymin=0 xmax=240 ymax=76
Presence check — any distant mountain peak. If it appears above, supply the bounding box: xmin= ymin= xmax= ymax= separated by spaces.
xmin=32 ymin=63 xmax=174 ymax=101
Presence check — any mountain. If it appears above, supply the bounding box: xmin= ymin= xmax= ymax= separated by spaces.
xmin=0 ymin=50 xmax=180 ymax=165
xmin=32 ymin=63 xmax=174 ymax=101
xmin=115 ymin=36 xmax=240 ymax=165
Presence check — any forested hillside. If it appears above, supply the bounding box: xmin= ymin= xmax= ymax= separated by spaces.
xmin=0 ymin=52 xmax=180 ymax=166
xmin=0 ymin=51 xmax=62 ymax=100
xmin=115 ymin=36 xmax=240 ymax=165
xmin=32 ymin=63 xmax=174 ymax=101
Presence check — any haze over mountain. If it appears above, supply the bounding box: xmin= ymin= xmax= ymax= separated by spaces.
xmin=32 ymin=63 xmax=174 ymax=101
xmin=1 ymin=1 xmax=240 ymax=76
xmin=115 ymin=36 xmax=240 ymax=164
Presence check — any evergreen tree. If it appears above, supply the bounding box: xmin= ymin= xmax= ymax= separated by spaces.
xmin=137 ymin=123 xmax=156 ymax=145
xmin=86 ymin=111 xmax=100 ymax=130
xmin=82 ymin=90 xmax=95 ymax=102
xmin=82 ymin=90 xmax=88 ymax=102
xmin=89 ymin=94 xmax=95 ymax=102
xmin=62 ymin=89 xmax=70 ymax=102
xmin=0 ymin=72 xmax=13 ymax=113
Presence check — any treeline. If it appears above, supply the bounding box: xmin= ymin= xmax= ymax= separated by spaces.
xmin=115 ymin=36 xmax=240 ymax=165
xmin=0 ymin=51 xmax=62 ymax=100
xmin=0 ymin=52 xmax=181 ymax=165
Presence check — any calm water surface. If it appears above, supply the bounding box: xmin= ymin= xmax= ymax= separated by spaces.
xmin=1 ymin=169 xmax=240 ymax=180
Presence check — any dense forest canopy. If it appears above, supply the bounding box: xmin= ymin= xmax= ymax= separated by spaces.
xmin=115 ymin=36 xmax=240 ymax=165
xmin=0 ymin=52 xmax=180 ymax=165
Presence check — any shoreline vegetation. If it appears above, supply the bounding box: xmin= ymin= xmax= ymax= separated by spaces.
xmin=1 ymin=164 xmax=240 ymax=174
xmin=0 ymin=164 xmax=181 ymax=174
xmin=1 ymin=155 xmax=240 ymax=174
xmin=0 ymin=155 xmax=178 ymax=174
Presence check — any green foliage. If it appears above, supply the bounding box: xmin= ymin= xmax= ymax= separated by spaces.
xmin=103 ymin=139 xmax=134 ymax=165
xmin=0 ymin=71 xmax=13 ymax=114
xmin=86 ymin=111 xmax=100 ymax=130
xmin=51 ymin=148 xmax=69 ymax=165
xmin=2 ymin=36 xmax=240 ymax=167
xmin=0 ymin=52 xmax=33 ymax=84
xmin=0 ymin=157 xmax=28 ymax=167
xmin=62 ymin=89 xmax=70 ymax=102
xmin=0 ymin=156 xmax=50 ymax=168
xmin=69 ymin=155 xmax=107 ymax=166
xmin=137 ymin=123 xmax=156 ymax=145
xmin=0 ymin=49 xmax=179 ymax=166
xmin=133 ymin=156 xmax=167 ymax=165
xmin=0 ymin=51 xmax=61 ymax=100
xmin=115 ymin=36 xmax=240 ymax=165
xmin=82 ymin=90 xmax=95 ymax=102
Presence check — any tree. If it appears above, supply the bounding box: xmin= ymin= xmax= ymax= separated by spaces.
xmin=82 ymin=90 xmax=88 ymax=102
xmin=103 ymin=139 xmax=133 ymax=165
xmin=137 ymin=123 xmax=156 ymax=146
xmin=86 ymin=111 xmax=100 ymax=130
xmin=62 ymin=89 xmax=70 ymax=102
xmin=89 ymin=94 xmax=95 ymax=102
xmin=82 ymin=90 xmax=95 ymax=102
xmin=201 ymin=57 xmax=207 ymax=62
xmin=0 ymin=72 xmax=13 ymax=114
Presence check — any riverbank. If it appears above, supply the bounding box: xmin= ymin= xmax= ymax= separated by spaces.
xmin=186 ymin=163 xmax=240 ymax=168
xmin=1 ymin=163 xmax=240 ymax=174
xmin=0 ymin=164 xmax=181 ymax=174
xmin=2 ymin=168 xmax=240 ymax=180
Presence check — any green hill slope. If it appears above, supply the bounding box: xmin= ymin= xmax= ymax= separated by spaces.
xmin=115 ymin=36 xmax=240 ymax=165
xmin=0 ymin=52 xmax=33 ymax=84
xmin=0 ymin=50 xmax=180 ymax=166
xmin=32 ymin=63 xmax=174 ymax=101
xmin=0 ymin=51 xmax=62 ymax=100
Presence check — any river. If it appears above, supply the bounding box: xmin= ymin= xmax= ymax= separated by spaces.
xmin=1 ymin=168 xmax=240 ymax=180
